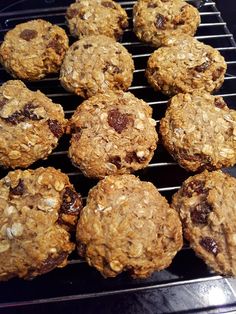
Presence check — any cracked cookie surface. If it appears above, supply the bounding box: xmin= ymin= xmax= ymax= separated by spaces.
xmin=66 ymin=0 xmax=128 ymax=40
xmin=68 ymin=91 xmax=158 ymax=179
xmin=60 ymin=35 xmax=134 ymax=98
xmin=172 ymin=170 xmax=236 ymax=276
xmin=0 ymin=19 xmax=69 ymax=80
xmin=160 ymin=91 xmax=236 ymax=172
xmin=146 ymin=35 xmax=226 ymax=96
xmin=0 ymin=167 xmax=82 ymax=280
xmin=0 ymin=80 xmax=67 ymax=169
xmin=133 ymin=0 xmax=200 ymax=47
xmin=76 ymin=174 xmax=183 ymax=278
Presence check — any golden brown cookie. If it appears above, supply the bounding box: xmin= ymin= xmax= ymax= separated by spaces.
xmin=0 ymin=167 xmax=82 ymax=281
xmin=77 ymin=174 xmax=183 ymax=278
xmin=0 ymin=19 xmax=69 ymax=80
xmin=172 ymin=170 xmax=236 ymax=276
xmin=0 ymin=80 xmax=67 ymax=169
xmin=60 ymin=35 xmax=134 ymax=98
xmin=68 ymin=91 xmax=158 ymax=179
xmin=160 ymin=91 xmax=236 ymax=172
xmin=146 ymin=35 xmax=226 ymax=96
xmin=133 ymin=0 xmax=200 ymax=47
xmin=66 ymin=0 xmax=128 ymax=40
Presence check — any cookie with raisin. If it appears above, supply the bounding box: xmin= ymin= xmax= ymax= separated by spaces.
xmin=172 ymin=170 xmax=236 ymax=276
xmin=68 ymin=91 xmax=158 ymax=179
xmin=77 ymin=174 xmax=183 ymax=278
xmin=0 ymin=19 xmax=69 ymax=80
xmin=0 ymin=80 xmax=67 ymax=169
xmin=60 ymin=35 xmax=134 ymax=98
xmin=133 ymin=0 xmax=200 ymax=47
xmin=146 ymin=35 xmax=226 ymax=96
xmin=66 ymin=0 xmax=128 ymax=40
xmin=160 ymin=91 xmax=236 ymax=172
xmin=0 ymin=167 xmax=82 ymax=280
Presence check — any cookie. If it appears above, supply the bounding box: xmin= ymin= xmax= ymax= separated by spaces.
xmin=146 ymin=35 xmax=227 ymax=96
xmin=0 ymin=167 xmax=82 ymax=280
xmin=66 ymin=0 xmax=128 ymax=40
xmin=68 ymin=91 xmax=157 ymax=179
xmin=76 ymin=174 xmax=183 ymax=278
xmin=133 ymin=0 xmax=200 ymax=47
xmin=172 ymin=170 xmax=236 ymax=276
xmin=60 ymin=35 xmax=134 ymax=98
xmin=0 ymin=80 xmax=67 ymax=169
xmin=160 ymin=91 xmax=236 ymax=172
xmin=0 ymin=19 xmax=69 ymax=80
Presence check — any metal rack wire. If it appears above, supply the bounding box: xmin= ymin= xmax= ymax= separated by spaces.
xmin=0 ymin=0 xmax=236 ymax=310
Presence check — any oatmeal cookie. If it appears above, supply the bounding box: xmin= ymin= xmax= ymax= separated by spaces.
xmin=77 ymin=174 xmax=183 ymax=278
xmin=133 ymin=0 xmax=200 ymax=47
xmin=60 ymin=35 xmax=134 ymax=98
xmin=68 ymin=91 xmax=157 ymax=179
xmin=146 ymin=35 xmax=226 ymax=96
xmin=172 ymin=170 xmax=236 ymax=276
xmin=0 ymin=80 xmax=67 ymax=169
xmin=0 ymin=167 xmax=82 ymax=280
xmin=0 ymin=19 xmax=69 ymax=80
xmin=160 ymin=91 xmax=236 ymax=172
xmin=66 ymin=0 xmax=128 ymax=40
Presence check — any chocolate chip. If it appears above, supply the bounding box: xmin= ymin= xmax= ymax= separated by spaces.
xmin=102 ymin=1 xmax=116 ymax=9
xmin=10 ymin=179 xmax=25 ymax=196
xmin=20 ymin=29 xmax=38 ymax=41
xmin=83 ymin=44 xmax=93 ymax=49
xmin=60 ymin=187 xmax=82 ymax=215
xmin=103 ymin=63 xmax=122 ymax=74
xmin=191 ymin=201 xmax=212 ymax=224
xmin=48 ymin=119 xmax=63 ymax=138
xmin=182 ymin=180 xmax=207 ymax=197
xmin=147 ymin=3 xmax=158 ymax=8
xmin=66 ymin=8 xmax=79 ymax=19
xmin=212 ymin=67 xmax=225 ymax=81
xmin=109 ymin=156 xmax=122 ymax=169
xmin=0 ymin=97 xmax=7 ymax=109
xmin=200 ymin=237 xmax=218 ymax=255
xmin=125 ymin=151 xmax=146 ymax=164
xmin=47 ymin=34 xmax=63 ymax=55
xmin=4 ymin=111 xmax=25 ymax=125
xmin=155 ymin=13 xmax=167 ymax=30
xmin=194 ymin=60 xmax=210 ymax=72
xmin=214 ymin=98 xmax=226 ymax=109
xmin=108 ymin=109 xmax=131 ymax=134
xmin=23 ymin=103 xmax=42 ymax=120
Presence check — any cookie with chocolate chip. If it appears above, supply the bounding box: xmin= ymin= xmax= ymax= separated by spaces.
xmin=0 ymin=167 xmax=82 ymax=280
xmin=172 ymin=170 xmax=236 ymax=276
xmin=66 ymin=0 xmax=128 ymax=40
xmin=160 ymin=91 xmax=236 ymax=172
xmin=0 ymin=19 xmax=69 ymax=80
xmin=0 ymin=80 xmax=67 ymax=169
xmin=133 ymin=0 xmax=200 ymax=47
xmin=60 ymin=35 xmax=134 ymax=98
xmin=77 ymin=174 xmax=183 ymax=278
xmin=68 ymin=91 xmax=158 ymax=178
xmin=146 ymin=35 xmax=226 ymax=96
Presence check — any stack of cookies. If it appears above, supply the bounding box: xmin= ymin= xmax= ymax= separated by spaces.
xmin=0 ymin=0 xmax=235 ymax=281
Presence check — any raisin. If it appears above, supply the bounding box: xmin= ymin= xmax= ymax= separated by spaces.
xmin=182 ymin=180 xmax=207 ymax=197
xmin=214 ymin=98 xmax=226 ymax=109
xmin=83 ymin=44 xmax=93 ymax=49
xmin=200 ymin=237 xmax=218 ymax=256
xmin=77 ymin=242 xmax=86 ymax=257
xmin=107 ymin=109 xmax=131 ymax=134
xmin=47 ymin=119 xmax=63 ymax=138
xmin=20 ymin=29 xmax=38 ymax=41
xmin=101 ymin=1 xmax=116 ymax=9
xmin=103 ymin=62 xmax=122 ymax=74
xmin=194 ymin=60 xmax=210 ymax=72
xmin=0 ymin=97 xmax=7 ymax=109
xmin=5 ymin=111 xmax=25 ymax=125
xmin=66 ymin=8 xmax=79 ymax=19
xmin=10 ymin=179 xmax=25 ymax=196
xmin=119 ymin=16 xmax=128 ymax=30
xmin=60 ymin=187 xmax=82 ymax=215
xmin=147 ymin=3 xmax=157 ymax=8
xmin=109 ymin=156 xmax=122 ymax=169
xmin=47 ymin=34 xmax=63 ymax=55
xmin=32 ymin=252 xmax=68 ymax=277
xmin=155 ymin=13 xmax=167 ymax=30
xmin=23 ymin=103 xmax=42 ymax=120
xmin=190 ymin=202 xmax=212 ymax=224
xmin=212 ymin=67 xmax=224 ymax=81
xmin=125 ymin=151 xmax=146 ymax=164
